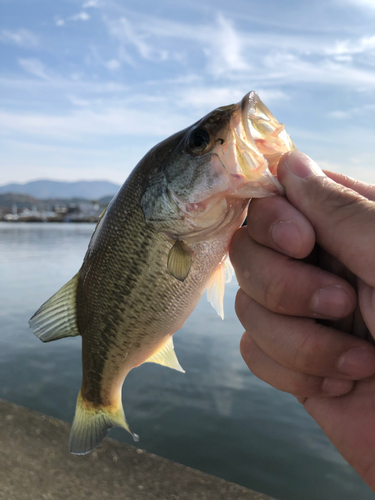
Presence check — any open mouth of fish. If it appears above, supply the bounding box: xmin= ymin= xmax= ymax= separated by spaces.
xmin=173 ymin=91 xmax=297 ymax=239
xmin=213 ymin=91 xmax=296 ymax=198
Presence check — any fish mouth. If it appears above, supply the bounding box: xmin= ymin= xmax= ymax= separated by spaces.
xmin=240 ymin=91 xmax=295 ymax=161
xmin=217 ymin=90 xmax=297 ymax=198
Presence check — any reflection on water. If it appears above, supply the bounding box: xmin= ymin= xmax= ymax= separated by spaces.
xmin=0 ymin=223 xmax=372 ymax=500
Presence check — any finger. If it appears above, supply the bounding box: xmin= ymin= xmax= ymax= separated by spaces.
xmin=235 ymin=289 xmax=375 ymax=380
xmin=295 ymin=396 xmax=307 ymax=404
xmin=278 ymin=152 xmax=375 ymax=287
xmin=324 ymin=170 xmax=375 ymax=201
xmin=240 ymin=332 xmax=355 ymax=398
xmin=358 ymin=279 xmax=375 ymax=338
xmin=246 ymin=195 xmax=315 ymax=258
xmin=230 ymin=227 xmax=356 ymax=319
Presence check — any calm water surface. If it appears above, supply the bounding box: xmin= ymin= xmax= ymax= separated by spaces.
xmin=0 ymin=223 xmax=372 ymax=500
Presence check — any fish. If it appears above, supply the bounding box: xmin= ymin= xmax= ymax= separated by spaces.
xmin=29 ymin=91 xmax=296 ymax=455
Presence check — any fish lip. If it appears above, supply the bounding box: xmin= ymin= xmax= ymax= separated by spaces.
xmin=240 ymin=91 xmax=257 ymax=143
xmin=237 ymin=91 xmax=285 ymax=197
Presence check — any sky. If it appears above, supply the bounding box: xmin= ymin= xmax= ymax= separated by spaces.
xmin=0 ymin=0 xmax=374 ymax=185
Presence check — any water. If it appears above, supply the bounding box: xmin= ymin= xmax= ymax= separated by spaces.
xmin=0 ymin=222 xmax=372 ymax=500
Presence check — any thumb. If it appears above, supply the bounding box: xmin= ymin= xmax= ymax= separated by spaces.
xmin=278 ymin=152 xmax=375 ymax=287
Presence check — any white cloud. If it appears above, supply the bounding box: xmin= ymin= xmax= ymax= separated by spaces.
xmin=176 ymin=87 xmax=288 ymax=110
xmin=68 ymin=95 xmax=91 ymax=107
xmin=106 ymin=59 xmax=121 ymax=70
xmin=326 ymin=35 xmax=375 ymax=55
xmin=0 ymin=136 xmax=147 ymax=184
xmin=108 ymin=14 xmax=249 ymax=76
xmin=146 ymin=73 xmax=202 ymax=86
xmin=83 ymin=0 xmax=100 ymax=7
xmin=106 ymin=16 xmax=170 ymax=63
xmin=0 ymin=106 xmax=185 ymax=140
xmin=103 ymin=12 xmax=375 ymax=90
xmin=333 ymin=54 xmax=353 ymax=62
xmin=18 ymin=59 xmax=50 ymax=80
xmin=205 ymin=15 xmax=249 ymax=76
xmin=328 ymin=111 xmax=349 ymax=119
xmin=255 ymin=89 xmax=290 ymax=103
xmin=177 ymin=87 xmax=244 ymax=109
xmin=0 ymin=29 xmax=39 ymax=48
xmin=55 ymin=11 xmax=91 ymax=26
xmin=55 ymin=11 xmax=91 ymax=27
xmin=327 ymin=103 xmax=375 ymax=119
xmin=341 ymin=0 xmax=375 ymax=11
xmin=253 ymin=50 xmax=375 ymax=88
xmin=84 ymin=45 xmax=123 ymax=72
xmin=71 ymin=12 xmax=90 ymax=21
xmin=0 ymin=73 xmax=130 ymax=95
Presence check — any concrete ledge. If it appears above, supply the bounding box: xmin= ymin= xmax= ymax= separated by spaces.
xmin=0 ymin=399 xmax=275 ymax=500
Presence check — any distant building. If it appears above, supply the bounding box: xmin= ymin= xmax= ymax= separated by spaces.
xmin=1 ymin=195 xmax=106 ymax=223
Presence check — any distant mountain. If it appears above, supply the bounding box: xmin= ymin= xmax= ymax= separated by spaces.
xmin=0 ymin=193 xmax=111 ymax=208
xmin=0 ymin=193 xmax=38 ymax=208
xmin=0 ymin=180 xmax=121 ymax=200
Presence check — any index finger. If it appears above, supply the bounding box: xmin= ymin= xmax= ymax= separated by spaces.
xmin=324 ymin=170 xmax=375 ymax=201
xmin=278 ymin=152 xmax=375 ymax=288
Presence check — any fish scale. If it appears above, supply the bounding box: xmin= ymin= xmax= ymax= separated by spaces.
xmin=29 ymin=91 xmax=296 ymax=454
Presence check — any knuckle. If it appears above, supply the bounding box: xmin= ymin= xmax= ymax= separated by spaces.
xmin=239 ymin=334 xmax=258 ymax=367
xmin=229 ymin=226 xmax=248 ymax=260
xmin=289 ymin=373 xmax=322 ymax=397
xmin=262 ymin=274 xmax=287 ymax=312
xmin=317 ymin=179 xmax=365 ymax=220
xmin=288 ymin=377 xmax=307 ymax=396
xmin=361 ymin=183 xmax=375 ymax=202
xmin=291 ymin=332 xmax=323 ymax=373
xmin=235 ymin=289 xmax=252 ymax=322
xmin=295 ymin=396 xmax=307 ymax=404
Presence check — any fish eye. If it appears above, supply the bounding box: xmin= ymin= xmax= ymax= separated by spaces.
xmin=187 ymin=128 xmax=210 ymax=154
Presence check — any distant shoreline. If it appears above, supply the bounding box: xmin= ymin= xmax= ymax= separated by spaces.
xmin=0 ymin=219 xmax=97 ymax=223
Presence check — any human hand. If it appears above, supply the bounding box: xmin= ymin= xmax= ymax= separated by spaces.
xmin=229 ymin=151 xmax=375 ymax=490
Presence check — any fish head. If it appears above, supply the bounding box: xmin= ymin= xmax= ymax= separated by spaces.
xmin=141 ymin=91 xmax=296 ymax=237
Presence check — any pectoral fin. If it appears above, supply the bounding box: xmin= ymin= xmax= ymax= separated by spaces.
xmin=207 ymin=256 xmax=234 ymax=320
xmin=167 ymin=240 xmax=192 ymax=282
xmin=144 ymin=336 xmax=185 ymax=373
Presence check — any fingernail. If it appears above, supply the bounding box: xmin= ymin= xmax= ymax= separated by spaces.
xmin=312 ymin=285 xmax=353 ymax=318
xmin=322 ymin=377 xmax=354 ymax=396
xmin=338 ymin=347 xmax=375 ymax=378
xmin=271 ymin=221 xmax=301 ymax=255
xmin=285 ymin=152 xmax=325 ymax=178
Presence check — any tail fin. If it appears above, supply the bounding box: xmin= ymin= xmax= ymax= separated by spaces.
xmin=69 ymin=390 xmax=138 ymax=455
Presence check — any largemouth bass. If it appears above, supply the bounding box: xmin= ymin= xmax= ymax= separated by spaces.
xmin=29 ymin=91 xmax=296 ymax=455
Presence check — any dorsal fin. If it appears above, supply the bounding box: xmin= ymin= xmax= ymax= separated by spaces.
xmin=144 ymin=336 xmax=185 ymax=373
xmin=206 ymin=255 xmax=234 ymax=320
xmin=29 ymin=273 xmax=80 ymax=342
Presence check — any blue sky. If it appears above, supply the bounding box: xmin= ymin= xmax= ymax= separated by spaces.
xmin=0 ymin=0 xmax=374 ymax=185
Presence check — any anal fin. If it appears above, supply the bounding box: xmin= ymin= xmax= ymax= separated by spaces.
xmin=207 ymin=255 xmax=234 ymax=320
xmin=144 ymin=336 xmax=185 ymax=373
